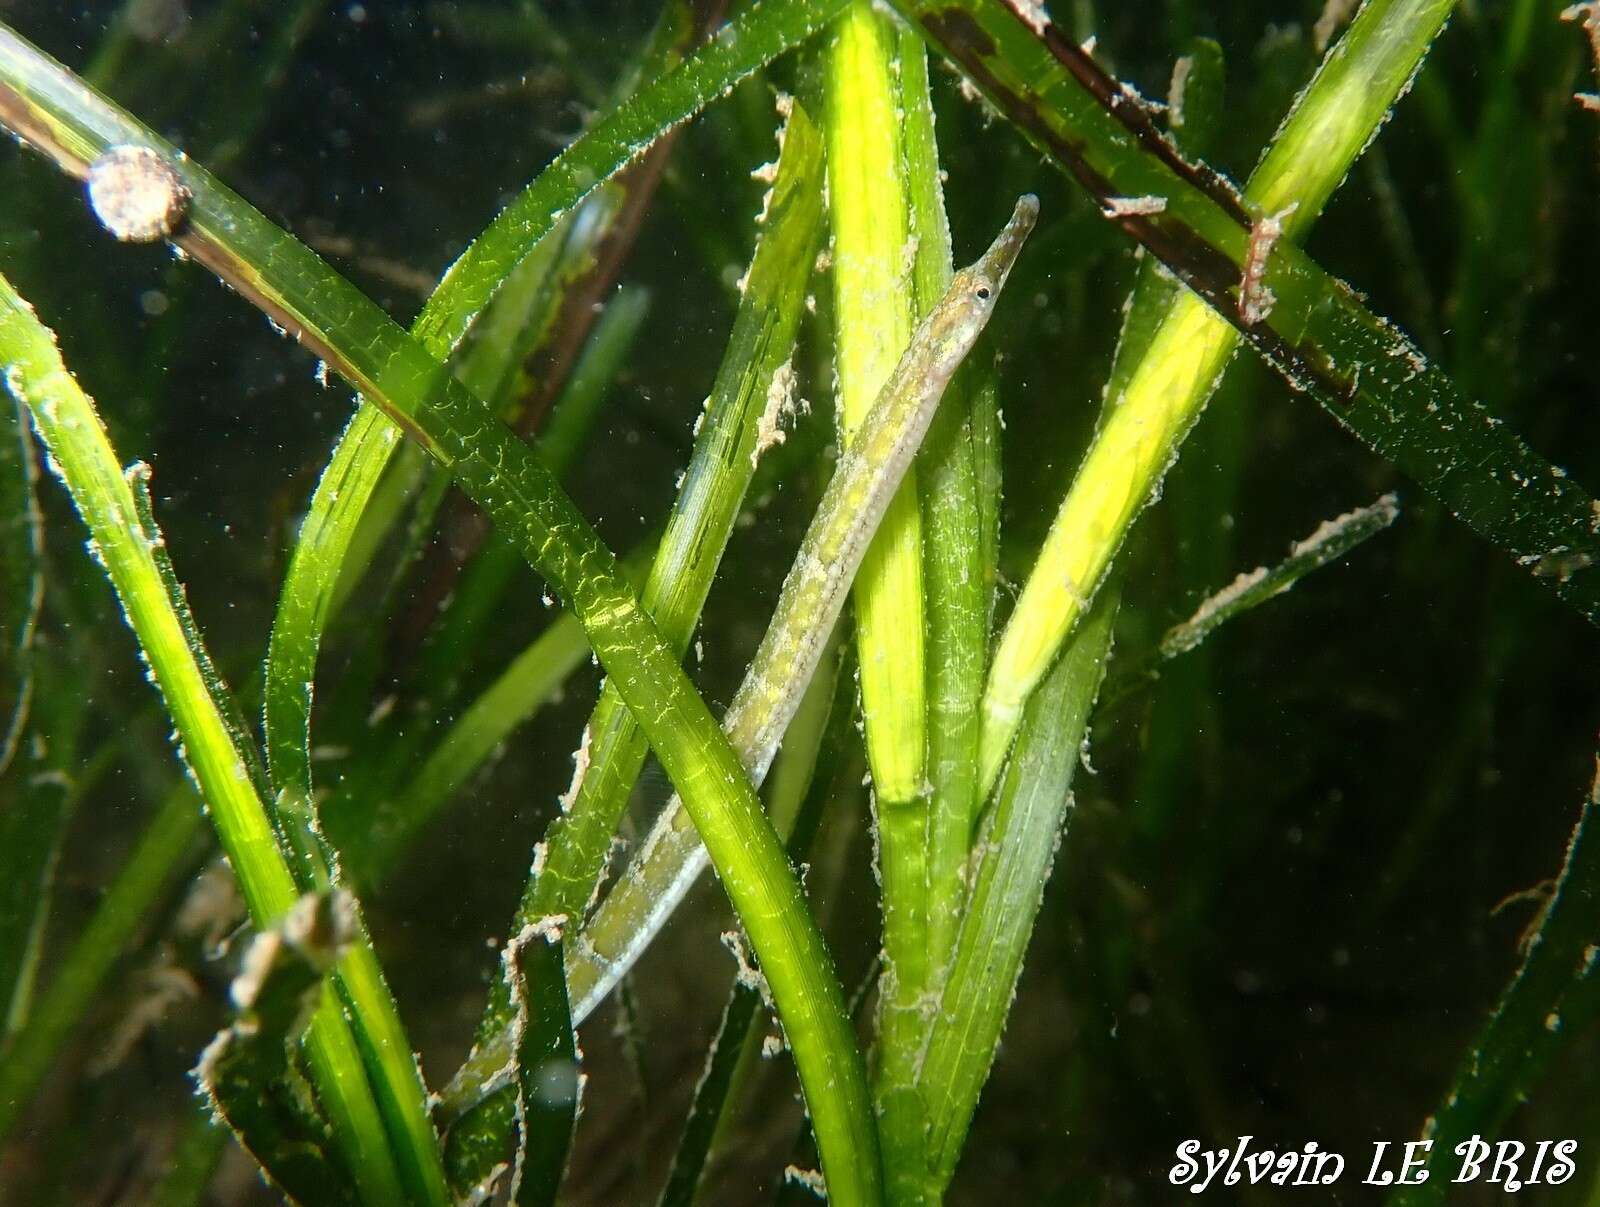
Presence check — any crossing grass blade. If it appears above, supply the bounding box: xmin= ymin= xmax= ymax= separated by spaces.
xmin=656 ymin=639 xmax=849 ymax=1207
xmin=916 ymin=586 xmax=1118 ymax=1192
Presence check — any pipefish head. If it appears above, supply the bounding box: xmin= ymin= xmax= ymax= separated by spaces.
xmin=931 ymin=194 xmax=1040 ymax=351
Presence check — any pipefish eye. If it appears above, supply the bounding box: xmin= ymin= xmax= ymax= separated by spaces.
xmin=975 ymin=285 xmax=992 ymax=300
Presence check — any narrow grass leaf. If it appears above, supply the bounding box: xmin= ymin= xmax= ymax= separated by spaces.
xmin=658 ymin=979 xmax=765 ymax=1207
xmin=0 ymin=390 xmax=39 ymax=774
xmin=901 ymin=17 xmax=993 ymax=990
xmin=0 ymin=273 xmax=300 ymax=945
xmin=845 ymin=16 xmax=973 ymax=1196
xmin=1391 ymin=758 xmax=1600 ymax=1205
xmin=917 ymin=586 xmax=1118 ymax=1190
xmin=505 ymin=922 xmax=581 ymax=1207
xmin=1159 ymin=492 xmax=1400 ymax=660
xmin=656 ymin=642 xmax=849 ymax=1207
xmin=824 ymin=1 xmax=927 ymax=806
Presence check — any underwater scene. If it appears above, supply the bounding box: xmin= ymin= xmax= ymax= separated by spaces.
xmin=2 ymin=0 xmax=1600 ymax=1203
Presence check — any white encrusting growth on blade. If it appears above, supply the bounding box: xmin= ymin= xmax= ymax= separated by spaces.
xmin=1102 ymin=195 xmax=1168 ymax=217
xmin=1006 ymin=0 xmax=1053 ymax=37
xmin=719 ymin=929 xmax=771 ymax=1003
xmin=752 ymin=358 xmax=799 ymax=466
xmin=753 ymin=94 xmax=797 ymax=225
xmin=1563 ymin=3 xmax=1600 ymax=110
xmin=783 ymin=1166 xmax=828 ymax=1198
xmin=511 ymin=913 xmax=568 ymax=948
xmin=1238 ymin=202 xmax=1297 ymax=326
xmin=1289 ymin=491 xmax=1400 ymax=560
xmin=557 ymin=725 xmax=592 ymax=813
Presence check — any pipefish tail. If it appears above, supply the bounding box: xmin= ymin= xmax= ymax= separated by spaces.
xmin=440 ymin=194 xmax=1039 ymax=1118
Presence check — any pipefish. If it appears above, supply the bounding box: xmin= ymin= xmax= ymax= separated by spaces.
xmin=442 ymin=193 xmax=1038 ymax=1117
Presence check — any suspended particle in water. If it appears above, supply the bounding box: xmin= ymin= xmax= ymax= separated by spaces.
xmin=86 ymin=146 xmax=191 ymax=242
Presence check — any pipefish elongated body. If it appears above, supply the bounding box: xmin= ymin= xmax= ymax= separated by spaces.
xmin=443 ymin=194 xmax=1038 ymax=1116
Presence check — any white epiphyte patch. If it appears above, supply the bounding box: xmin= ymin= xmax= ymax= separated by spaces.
xmin=1101 ymin=195 xmax=1168 ymax=218
xmin=1006 ymin=0 xmax=1053 ymax=37
xmin=86 ymin=146 xmax=191 ymax=242
xmin=1563 ymin=3 xmax=1600 ymax=109
xmin=752 ymin=358 xmax=801 ymax=466
xmin=1238 ymin=202 xmax=1297 ymax=327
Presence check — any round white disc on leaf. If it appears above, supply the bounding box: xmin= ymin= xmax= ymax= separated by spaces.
xmin=86 ymin=146 xmax=190 ymax=243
